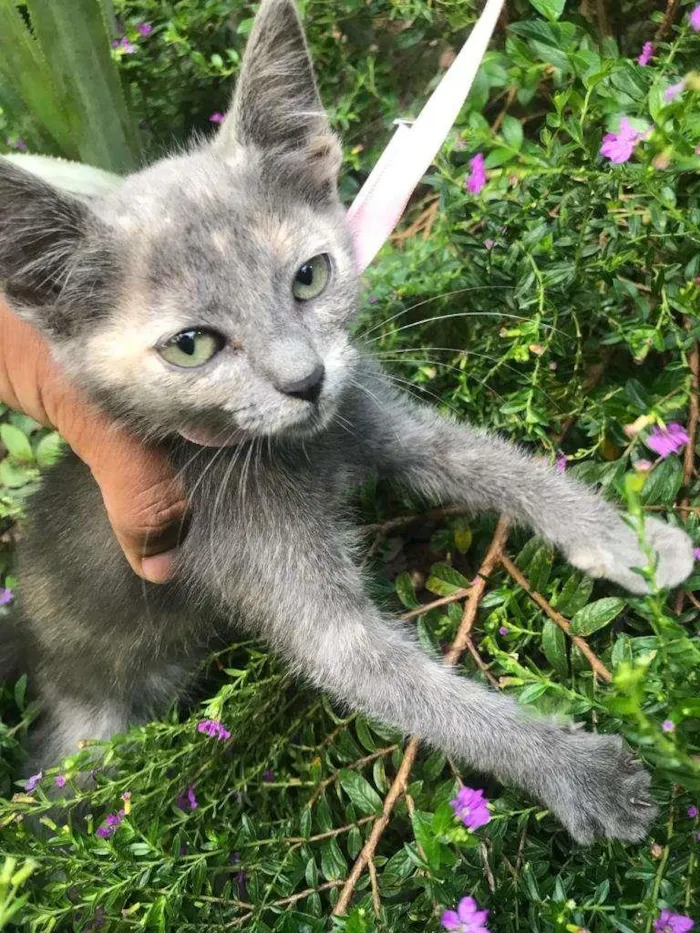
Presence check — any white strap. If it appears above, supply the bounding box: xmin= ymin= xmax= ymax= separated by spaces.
xmin=346 ymin=0 xmax=505 ymax=273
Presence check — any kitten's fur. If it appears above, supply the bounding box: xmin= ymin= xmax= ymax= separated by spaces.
xmin=0 ymin=0 xmax=694 ymax=844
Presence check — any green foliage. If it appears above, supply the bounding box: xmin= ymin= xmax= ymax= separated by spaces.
xmin=1 ymin=1 xmax=700 ymax=931
xmin=0 ymin=0 xmax=140 ymax=171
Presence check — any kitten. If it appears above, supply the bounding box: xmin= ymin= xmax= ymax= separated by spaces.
xmin=0 ymin=0 xmax=694 ymax=844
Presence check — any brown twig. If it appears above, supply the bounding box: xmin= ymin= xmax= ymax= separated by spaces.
xmin=595 ymin=0 xmax=611 ymax=37
xmin=309 ymin=745 xmax=398 ymax=806
xmin=479 ymin=841 xmax=497 ymax=893
xmin=333 ymin=518 xmax=510 ymax=916
xmin=655 ymin=0 xmax=682 ymax=41
xmin=368 ymin=858 xmax=381 ymax=917
xmin=399 ymin=587 xmax=471 ymax=621
xmin=499 ymin=553 xmax=612 ymax=683
xmin=491 ymin=86 xmax=517 ymax=134
xmin=362 ymin=504 xmax=471 ymax=536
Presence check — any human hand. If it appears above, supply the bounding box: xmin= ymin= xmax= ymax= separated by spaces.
xmin=0 ymin=295 xmax=187 ymax=583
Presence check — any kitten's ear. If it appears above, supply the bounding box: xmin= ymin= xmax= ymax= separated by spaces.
xmin=0 ymin=159 xmax=112 ymax=336
xmin=216 ymin=0 xmax=342 ymax=200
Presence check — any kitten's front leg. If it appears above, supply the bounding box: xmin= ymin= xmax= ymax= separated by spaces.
xmin=212 ymin=526 xmax=656 ymax=844
xmin=354 ymin=366 xmax=694 ymax=594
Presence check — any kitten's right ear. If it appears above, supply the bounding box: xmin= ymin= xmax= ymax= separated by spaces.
xmin=0 ymin=159 xmax=112 ymax=336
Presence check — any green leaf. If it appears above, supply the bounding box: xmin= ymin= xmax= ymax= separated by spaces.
xmin=570 ymin=598 xmax=625 ymax=636
xmin=395 ymin=571 xmax=419 ymax=608
xmin=0 ymin=460 xmax=38 ymax=489
xmin=639 ymin=457 xmax=684 ymax=507
xmin=35 ymin=433 xmax=65 ymax=469
xmin=501 ymin=115 xmax=524 ymax=151
xmin=526 ymin=0 xmax=566 ymax=21
xmin=338 ymin=770 xmax=383 ymax=816
xmin=425 ymin=563 xmax=471 ymax=597
xmin=320 ymin=837 xmax=346 ymax=880
xmin=22 ymin=0 xmax=141 ymax=171
xmin=542 ymin=620 xmax=568 ymax=678
xmin=556 ymin=572 xmax=594 ymax=617
xmin=0 ymin=425 xmax=33 ymax=462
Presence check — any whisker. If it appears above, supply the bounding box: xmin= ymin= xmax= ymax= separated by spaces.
xmin=362 ymin=311 xmax=572 ymax=345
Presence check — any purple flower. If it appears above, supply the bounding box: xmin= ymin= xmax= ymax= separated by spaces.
xmin=209 ymin=112 xmax=225 ymax=124
xmin=690 ymin=6 xmax=700 ymax=31
xmin=645 ymin=423 xmax=689 ymax=458
xmin=368 ymin=295 xmax=379 ymax=304
xmin=118 ymin=37 xmax=136 ymax=54
xmin=24 ymin=772 xmax=42 ymax=793
xmin=465 ymin=153 xmax=487 ymax=194
xmin=55 ymin=775 xmax=67 ymax=789
xmin=600 ymin=117 xmax=647 ymax=164
xmin=635 ymin=459 xmax=654 ymax=472
xmin=0 ymin=588 xmax=13 ymax=606
xmin=484 ymin=239 xmax=495 ymax=250
xmin=450 ymin=786 xmax=491 ymax=830
xmin=177 ymin=784 xmax=198 ymax=811
xmin=655 ymin=909 xmax=694 ymax=933
xmin=498 ymin=626 xmax=509 ymax=636
xmin=137 ymin=22 xmax=152 ymax=36
xmin=441 ymin=895 xmax=490 ymax=933
xmin=263 ymin=768 xmax=275 ymax=783
xmin=637 ymin=42 xmax=654 ymax=66
xmin=664 ymin=80 xmax=686 ymax=102
xmin=688 ymin=805 xmax=698 ymax=818
xmin=662 ymin=719 xmax=675 ymax=733
xmin=197 ymin=719 xmax=231 ymax=741
xmin=96 ymin=809 xmax=125 ymax=838
xmin=556 ymin=454 xmax=567 ymax=473
xmin=694 ymin=548 xmax=700 ymax=561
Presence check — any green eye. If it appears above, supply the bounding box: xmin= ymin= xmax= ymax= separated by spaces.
xmin=292 ymin=253 xmax=331 ymax=301
xmin=157 ymin=329 xmax=225 ymax=368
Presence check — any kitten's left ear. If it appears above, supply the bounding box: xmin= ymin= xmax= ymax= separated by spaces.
xmin=215 ymin=0 xmax=342 ymax=201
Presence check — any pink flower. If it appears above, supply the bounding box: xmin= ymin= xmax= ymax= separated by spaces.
xmin=177 ymin=784 xmax=198 ymax=811
xmin=645 ymin=423 xmax=689 ymax=458
xmin=137 ymin=23 xmax=152 ymax=37
xmin=556 ymin=454 xmax=567 ymax=473
xmin=442 ymin=895 xmax=490 ymax=933
xmin=96 ymin=809 xmax=126 ymax=838
xmin=118 ymin=36 xmax=136 ymax=54
xmin=209 ymin=112 xmax=225 ymax=124
xmin=484 ymin=239 xmax=495 ymax=250
xmin=0 ymin=588 xmax=13 ymax=606
xmin=694 ymin=548 xmax=700 ymax=561
xmin=600 ymin=117 xmax=647 ymax=164
xmin=637 ymin=42 xmax=654 ymax=66
xmin=24 ymin=772 xmax=42 ymax=793
xmin=635 ymin=459 xmax=654 ymax=472
xmin=465 ymin=153 xmax=487 ymax=194
xmin=664 ymin=80 xmax=686 ymax=102
xmin=498 ymin=626 xmax=509 ymax=636
xmin=662 ymin=719 xmax=675 ymax=733
xmin=690 ymin=6 xmax=700 ymax=31
xmin=688 ymin=805 xmax=698 ymax=818
xmin=55 ymin=775 xmax=67 ymax=789
xmin=450 ymin=786 xmax=491 ymax=830
xmin=197 ymin=719 xmax=231 ymax=741
xmin=654 ymin=909 xmax=694 ymax=933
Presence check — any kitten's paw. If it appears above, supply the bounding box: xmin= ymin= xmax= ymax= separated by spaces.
xmin=568 ymin=517 xmax=694 ymax=595
xmin=548 ymin=732 xmax=657 ymax=844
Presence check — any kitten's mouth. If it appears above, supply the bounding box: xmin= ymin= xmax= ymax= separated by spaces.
xmin=178 ymin=425 xmax=250 ymax=447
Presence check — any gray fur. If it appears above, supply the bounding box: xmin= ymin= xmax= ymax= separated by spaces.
xmin=0 ymin=0 xmax=693 ymax=844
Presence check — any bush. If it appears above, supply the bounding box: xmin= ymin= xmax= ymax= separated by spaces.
xmin=1 ymin=1 xmax=699 ymax=931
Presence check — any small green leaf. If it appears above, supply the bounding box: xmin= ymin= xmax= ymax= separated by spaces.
xmin=542 ymin=620 xmax=568 ymax=678
xmin=338 ymin=769 xmax=383 ymax=816
xmin=570 ymin=598 xmax=625 ymax=636
xmin=501 ymin=115 xmax=524 ymax=151
xmin=425 ymin=563 xmax=471 ymax=597
xmin=320 ymin=837 xmax=347 ymax=880
xmin=0 ymin=425 xmax=33 ymax=462
xmin=527 ymin=0 xmax=566 ymax=21
xmin=35 ymin=432 xmax=65 ymax=468
xmin=395 ymin=571 xmax=418 ymax=608
xmin=556 ymin=572 xmax=594 ymax=617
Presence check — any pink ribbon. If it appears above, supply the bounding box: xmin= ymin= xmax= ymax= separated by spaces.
xmin=346 ymin=0 xmax=505 ymax=273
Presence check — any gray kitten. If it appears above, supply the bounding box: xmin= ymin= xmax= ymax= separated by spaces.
xmin=0 ymin=0 xmax=694 ymax=844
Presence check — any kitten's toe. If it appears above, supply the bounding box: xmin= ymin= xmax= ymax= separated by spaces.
xmin=548 ymin=732 xmax=657 ymax=844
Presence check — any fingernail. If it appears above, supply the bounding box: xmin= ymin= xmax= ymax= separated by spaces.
xmin=141 ymin=550 xmax=177 ymax=584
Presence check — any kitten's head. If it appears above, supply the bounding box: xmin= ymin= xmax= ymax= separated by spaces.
xmin=0 ymin=0 xmax=359 ymax=445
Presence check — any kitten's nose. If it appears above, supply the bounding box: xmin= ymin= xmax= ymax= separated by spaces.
xmin=277 ymin=363 xmax=325 ymax=403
